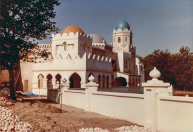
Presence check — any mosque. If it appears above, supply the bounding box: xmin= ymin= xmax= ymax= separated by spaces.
xmin=0 ymin=20 xmax=145 ymax=95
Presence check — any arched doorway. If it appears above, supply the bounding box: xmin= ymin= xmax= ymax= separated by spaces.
xmin=38 ymin=74 xmax=44 ymax=88
xmin=69 ymin=73 xmax=81 ymax=88
xmin=98 ymin=75 xmax=101 ymax=88
xmin=102 ymin=75 xmax=105 ymax=88
xmin=46 ymin=74 xmax=52 ymax=88
xmin=114 ymin=77 xmax=127 ymax=87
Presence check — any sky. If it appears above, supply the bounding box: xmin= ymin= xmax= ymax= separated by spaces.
xmin=38 ymin=0 xmax=193 ymax=57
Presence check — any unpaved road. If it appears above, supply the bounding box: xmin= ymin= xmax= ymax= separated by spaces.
xmin=12 ymin=98 xmax=139 ymax=131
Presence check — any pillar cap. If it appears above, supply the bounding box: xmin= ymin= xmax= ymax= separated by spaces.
xmin=142 ymin=67 xmax=170 ymax=87
xmin=149 ymin=67 xmax=161 ymax=81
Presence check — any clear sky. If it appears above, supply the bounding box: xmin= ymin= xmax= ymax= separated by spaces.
xmin=38 ymin=0 xmax=193 ymax=57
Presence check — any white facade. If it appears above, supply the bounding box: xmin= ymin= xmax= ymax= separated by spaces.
xmin=20 ymin=20 xmax=145 ymax=95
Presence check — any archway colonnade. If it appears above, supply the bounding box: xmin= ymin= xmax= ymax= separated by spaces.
xmin=37 ymin=72 xmax=141 ymax=89
xmin=37 ymin=72 xmax=82 ymax=89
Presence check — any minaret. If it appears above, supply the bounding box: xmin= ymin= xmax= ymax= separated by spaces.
xmin=112 ymin=19 xmax=133 ymax=52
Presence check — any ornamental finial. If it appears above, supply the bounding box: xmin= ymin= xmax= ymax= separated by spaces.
xmin=149 ymin=67 xmax=161 ymax=80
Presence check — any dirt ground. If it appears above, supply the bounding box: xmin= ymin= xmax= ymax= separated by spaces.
xmin=9 ymin=96 xmax=139 ymax=131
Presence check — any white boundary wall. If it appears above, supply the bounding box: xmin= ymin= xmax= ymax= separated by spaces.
xmin=48 ymin=72 xmax=193 ymax=132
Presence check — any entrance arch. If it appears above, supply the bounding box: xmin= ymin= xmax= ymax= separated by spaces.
xmin=38 ymin=74 xmax=44 ymax=88
xmin=114 ymin=77 xmax=127 ymax=87
xmin=69 ymin=73 xmax=81 ymax=88
xmin=46 ymin=74 xmax=52 ymax=88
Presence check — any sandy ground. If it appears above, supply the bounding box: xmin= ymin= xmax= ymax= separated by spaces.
xmin=10 ymin=96 xmax=139 ymax=131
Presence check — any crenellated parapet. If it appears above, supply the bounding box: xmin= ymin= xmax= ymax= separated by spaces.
xmin=51 ymin=32 xmax=92 ymax=59
xmin=52 ymin=32 xmax=92 ymax=42
xmin=36 ymin=44 xmax=52 ymax=49
xmin=87 ymin=53 xmax=112 ymax=63
xmin=113 ymin=28 xmax=131 ymax=34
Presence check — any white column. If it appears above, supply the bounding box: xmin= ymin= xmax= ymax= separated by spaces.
xmin=142 ymin=67 xmax=171 ymax=132
xmin=85 ymin=75 xmax=99 ymax=111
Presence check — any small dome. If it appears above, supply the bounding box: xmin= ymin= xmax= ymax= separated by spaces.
xmin=115 ymin=19 xmax=130 ymax=31
xmin=88 ymin=34 xmax=106 ymax=43
xmin=61 ymin=25 xmax=84 ymax=35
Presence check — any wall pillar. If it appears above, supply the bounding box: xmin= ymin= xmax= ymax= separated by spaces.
xmin=43 ymin=79 xmax=47 ymax=89
xmin=142 ymin=67 xmax=171 ymax=132
xmin=85 ymin=75 xmax=99 ymax=111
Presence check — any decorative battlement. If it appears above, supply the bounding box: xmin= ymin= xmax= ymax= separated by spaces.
xmin=36 ymin=44 xmax=52 ymax=49
xmin=87 ymin=53 xmax=112 ymax=63
xmin=52 ymin=32 xmax=92 ymax=41
xmin=113 ymin=28 xmax=131 ymax=34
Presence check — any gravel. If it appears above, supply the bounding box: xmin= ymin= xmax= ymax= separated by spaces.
xmin=0 ymin=97 xmax=34 ymax=131
xmin=79 ymin=125 xmax=152 ymax=132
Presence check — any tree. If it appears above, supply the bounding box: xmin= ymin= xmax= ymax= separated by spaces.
xmin=142 ymin=46 xmax=193 ymax=91
xmin=173 ymin=46 xmax=193 ymax=91
xmin=0 ymin=0 xmax=60 ymax=99
xmin=142 ymin=49 xmax=174 ymax=83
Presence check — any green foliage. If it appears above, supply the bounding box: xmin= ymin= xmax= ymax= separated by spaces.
xmin=141 ymin=46 xmax=193 ymax=91
xmin=172 ymin=46 xmax=193 ymax=91
xmin=0 ymin=0 xmax=60 ymax=99
xmin=0 ymin=0 xmax=60 ymax=69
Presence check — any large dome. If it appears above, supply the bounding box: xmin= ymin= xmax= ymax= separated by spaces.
xmin=115 ymin=19 xmax=130 ymax=31
xmin=88 ymin=34 xmax=106 ymax=43
xmin=61 ymin=26 xmax=85 ymax=35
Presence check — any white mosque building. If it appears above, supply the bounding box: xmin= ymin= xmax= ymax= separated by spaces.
xmin=20 ymin=20 xmax=145 ymax=95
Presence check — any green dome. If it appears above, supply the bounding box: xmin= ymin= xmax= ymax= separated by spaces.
xmin=115 ymin=20 xmax=130 ymax=31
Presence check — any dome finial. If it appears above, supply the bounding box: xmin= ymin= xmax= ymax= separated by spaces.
xmin=149 ymin=67 xmax=161 ymax=80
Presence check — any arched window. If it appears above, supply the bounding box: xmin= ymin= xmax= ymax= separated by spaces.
xmin=98 ymin=75 xmax=101 ymax=88
xmin=69 ymin=73 xmax=81 ymax=88
xmin=55 ymin=74 xmax=61 ymax=85
xmin=63 ymin=42 xmax=67 ymax=50
xmin=118 ymin=37 xmax=121 ymax=43
xmin=125 ymin=37 xmax=127 ymax=41
xmin=46 ymin=74 xmax=52 ymax=88
xmin=106 ymin=76 xmax=109 ymax=88
xmin=38 ymin=74 xmax=44 ymax=88
xmin=102 ymin=75 xmax=105 ymax=88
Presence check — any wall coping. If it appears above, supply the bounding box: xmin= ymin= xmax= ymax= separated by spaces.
xmin=64 ymin=90 xmax=85 ymax=94
xmin=92 ymin=91 xmax=144 ymax=99
xmin=159 ymin=95 xmax=193 ymax=103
